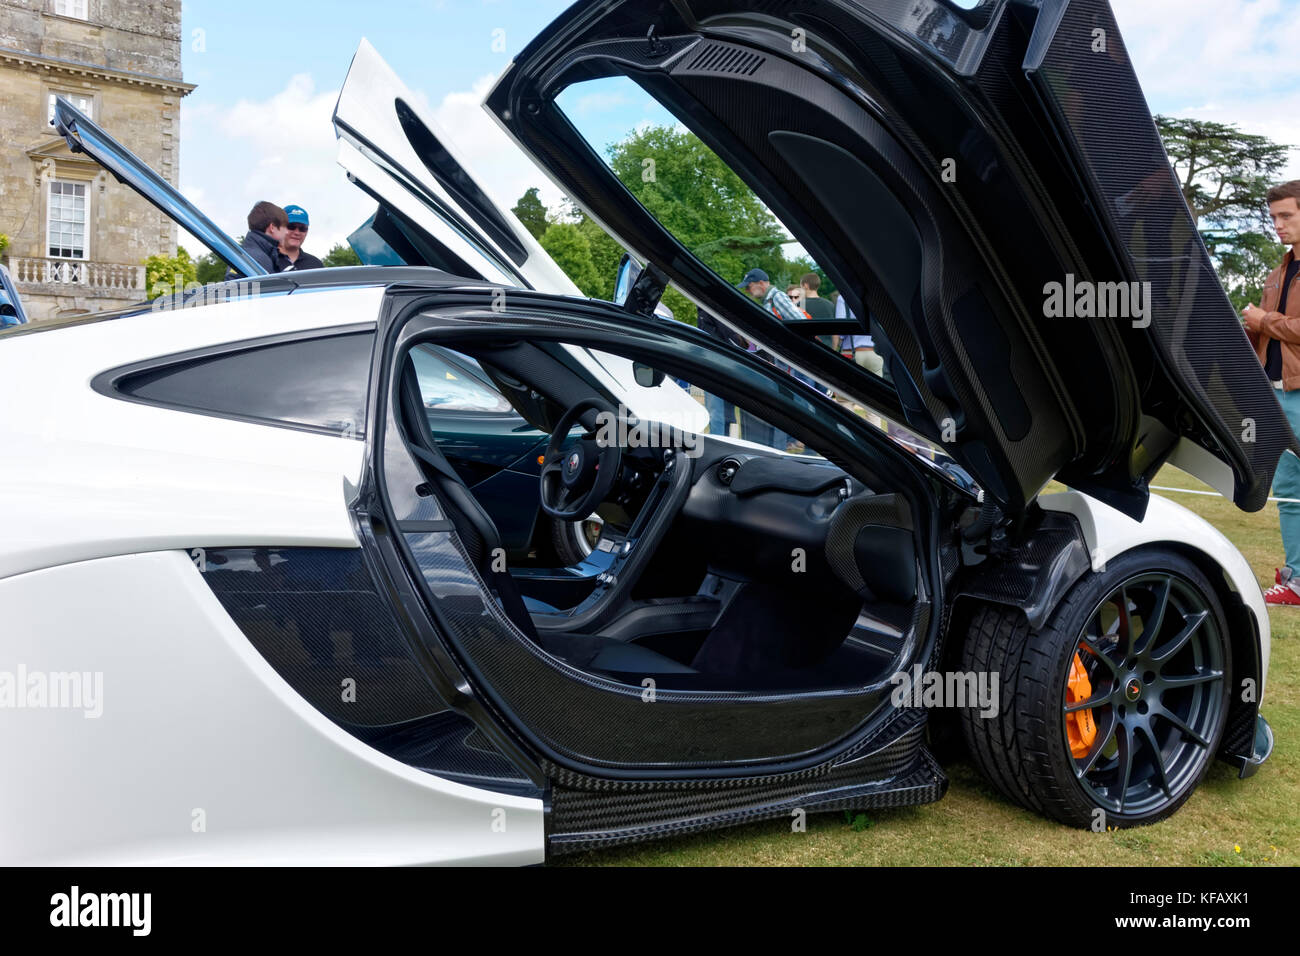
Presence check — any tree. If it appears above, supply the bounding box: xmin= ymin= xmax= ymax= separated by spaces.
xmin=792 ymin=260 xmax=836 ymax=299
xmin=539 ymin=222 xmax=600 ymax=296
xmin=1157 ymin=116 xmax=1288 ymax=230
xmin=517 ymin=124 xmax=819 ymax=322
xmin=144 ymin=246 xmax=197 ymax=299
xmin=602 ymin=124 xmax=811 ymax=322
xmin=512 ymin=187 xmax=550 ymax=240
xmin=607 ymin=126 xmax=793 ymax=288
xmin=0 ymin=233 xmax=9 ymax=257
xmin=1156 ymin=116 xmax=1290 ymax=310
xmin=573 ymin=212 xmax=622 ymax=303
xmin=194 ymin=251 xmax=227 ymax=285
xmin=323 ymin=243 xmax=362 ymax=268
xmin=1203 ymin=231 xmax=1280 ymax=312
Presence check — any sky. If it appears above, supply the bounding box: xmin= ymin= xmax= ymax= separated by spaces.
xmin=176 ymin=0 xmax=1300 ymax=255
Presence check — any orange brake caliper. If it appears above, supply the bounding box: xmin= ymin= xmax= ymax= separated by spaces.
xmin=1065 ymin=652 xmax=1098 ymax=759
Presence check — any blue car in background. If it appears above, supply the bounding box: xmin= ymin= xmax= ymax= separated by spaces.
xmin=0 ymin=265 xmax=27 ymax=329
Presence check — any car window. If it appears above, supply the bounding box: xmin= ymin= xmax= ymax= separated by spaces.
xmin=554 ymin=75 xmax=878 ymax=375
xmin=411 ymin=344 xmax=514 ymax=413
xmin=114 ymin=331 xmax=373 ymax=437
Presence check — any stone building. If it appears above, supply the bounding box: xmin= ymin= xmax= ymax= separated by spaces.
xmin=0 ymin=0 xmax=193 ymax=320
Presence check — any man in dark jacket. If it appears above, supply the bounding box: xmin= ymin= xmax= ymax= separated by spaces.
xmin=228 ymin=201 xmax=290 ymax=278
xmin=278 ymin=204 xmax=323 ymax=270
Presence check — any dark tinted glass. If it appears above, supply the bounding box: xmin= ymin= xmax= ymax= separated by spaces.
xmin=120 ymin=332 xmax=373 ymax=436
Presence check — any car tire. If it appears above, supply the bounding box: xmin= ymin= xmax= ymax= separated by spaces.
xmin=959 ymin=547 xmax=1232 ymax=829
xmin=549 ymin=513 xmax=603 ymax=566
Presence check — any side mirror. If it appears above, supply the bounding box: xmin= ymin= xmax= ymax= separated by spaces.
xmin=614 ymin=253 xmax=640 ymax=307
xmin=633 ymin=362 xmax=665 ymax=388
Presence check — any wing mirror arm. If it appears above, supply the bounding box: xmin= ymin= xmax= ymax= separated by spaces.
xmin=624 ymin=261 xmax=669 ymax=319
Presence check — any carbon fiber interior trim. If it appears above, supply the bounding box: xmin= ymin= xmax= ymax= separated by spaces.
xmin=202 ymin=546 xmax=533 ymax=793
xmin=403 ymin=528 xmax=918 ymax=771
xmin=541 ymin=706 xmax=926 ymax=792
xmin=955 ymin=509 xmax=1092 ymax=629
xmin=1031 ymin=0 xmax=1297 ymax=508
xmin=825 ymin=492 xmax=914 ymax=596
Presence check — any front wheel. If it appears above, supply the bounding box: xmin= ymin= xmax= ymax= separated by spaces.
xmin=550 ymin=512 xmax=604 ymax=566
xmin=960 ymin=548 xmax=1232 ymax=828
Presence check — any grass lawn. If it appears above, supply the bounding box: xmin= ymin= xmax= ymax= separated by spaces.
xmin=563 ymin=466 xmax=1297 ymax=866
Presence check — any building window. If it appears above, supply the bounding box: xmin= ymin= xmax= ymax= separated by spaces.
xmin=47 ymin=180 xmax=89 ymax=260
xmin=52 ymin=0 xmax=89 ymax=19
xmin=47 ymin=92 xmax=94 ymax=127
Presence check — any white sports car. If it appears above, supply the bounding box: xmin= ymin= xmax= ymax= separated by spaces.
xmin=0 ymin=0 xmax=1281 ymax=865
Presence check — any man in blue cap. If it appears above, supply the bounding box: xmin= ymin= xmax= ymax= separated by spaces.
xmin=278 ymin=204 xmax=323 ymax=271
xmin=738 ymin=267 xmax=807 ymax=324
xmin=737 ymin=267 xmax=817 ymax=452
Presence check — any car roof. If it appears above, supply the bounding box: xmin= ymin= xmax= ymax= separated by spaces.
xmin=0 ymin=266 xmax=492 ymax=340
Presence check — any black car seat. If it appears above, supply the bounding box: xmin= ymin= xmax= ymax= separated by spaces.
xmin=396 ymin=359 xmax=694 ymax=677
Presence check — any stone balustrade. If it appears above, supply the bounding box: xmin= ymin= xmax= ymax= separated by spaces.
xmin=6 ymin=256 xmax=147 ymax=295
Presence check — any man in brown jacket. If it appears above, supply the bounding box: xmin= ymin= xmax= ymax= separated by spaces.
xmin=1243 ymin=180 xmax=1300 ymax=603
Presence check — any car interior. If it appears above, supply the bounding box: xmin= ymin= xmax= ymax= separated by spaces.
xmin=391 ymin=333 xmax=925 ymax=694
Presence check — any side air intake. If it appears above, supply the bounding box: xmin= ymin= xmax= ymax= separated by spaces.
xmin=684 ymin=42 xmax=765 ymax=76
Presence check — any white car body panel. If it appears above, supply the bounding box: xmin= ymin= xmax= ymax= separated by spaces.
xmin=333 ymin=41 xmax=706 ymax=431
xmin=0 ymin=551 xmax=543 ymax=865
xmin=0 ymin=283 xmax=714 ymax=582
xmin=1040 ymin=490 xmax=1269 ymax=696
xmin=337 ymin=138 xmax=524 ymax=289
xmin=565 ymin=344 xmax=708 ymax=434
xmin=336 ymin=38 xmax=582 ymax=297
xmin=0 ymin=288 xmax=382 ymax=581
xmin=0 ymin=8 xmax=1271 ymax=863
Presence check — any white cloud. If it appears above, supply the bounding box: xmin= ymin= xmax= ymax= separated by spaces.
xmin=1114 ymin=0 xmax=1287 ymax=99
xmin=1113 ymin=0 xmax=1300 ymax=176
xmin=424 ymin=72 xmax=567 ymax=214
xmin=178 ymin=69 xmax=562 ymax=258
xmin=173 ymin=6 xmax=1300 ymax=260
xmin=179 ymin=73 xmax=370 ymax=254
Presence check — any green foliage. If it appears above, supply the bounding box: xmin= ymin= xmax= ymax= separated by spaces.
xmin=1156 ymin=116 xmax=1291 ymax=307
xmin=603 ymin=125 xmax=805 ymax=323
xmin=194 ymin=251 xmax=227 ymax=285
xmin=575 ymin=214 xmax=621 ymax=303
xmin=512 ymin=187 xmax=551 ymax=240
xmin=794 ymin=261 xmax=836 ymax=299
xmin=1203 ymin=230 xmax=1283 ymax=311
xmin=842 ymin=810 xmax=875 ymax=832
xmin=517 ymin=125 xmax=835 ymax=321
xmin=144 ymin=246 xmax=197 ymax=299
xmin=539 ymin=223 xmax=600 ymax=296
xmin=323 ymin=243 xmax=362 ymax=268
xmin=1156 ymin=116 xmax=1287 ymax=230
xmin=0 ymin=233 xmax=9 ymax=257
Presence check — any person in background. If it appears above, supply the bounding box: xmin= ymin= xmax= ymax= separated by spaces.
xmin=800 ymin=272 xmax=836 ymax=350
xmin=739 ymin=268 xmax=806 ymax=325
xmin=836 ymin=292 xmax=883 ymax=376
xmin=738 ymin=267 xmax=815 ymax=451
xmin=230 ymin=201 xmax=290 ymax=278
xmin=800 ymin=273 xmax=835 ymax=320
xmin=278 ymin=205 xmax=324 ymax=271
xmin=695 ymin=309 xmax=744 ymax=437
xmin=1242 ymin=180 xmax=1300 ymax=605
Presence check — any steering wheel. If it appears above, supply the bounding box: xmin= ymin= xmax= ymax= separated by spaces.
xmin=540 ymin=397 xmax=623 ymax=520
